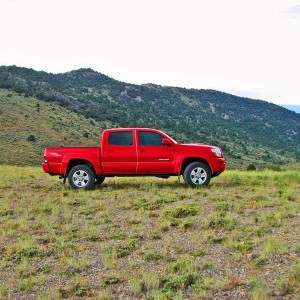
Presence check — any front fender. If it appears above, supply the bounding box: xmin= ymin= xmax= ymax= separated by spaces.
xmin=174 ymin=155 xmax=213 ymax=175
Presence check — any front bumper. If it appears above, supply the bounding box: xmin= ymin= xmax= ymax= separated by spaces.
xmin=211 ymin=158 xmax=226 ymax=174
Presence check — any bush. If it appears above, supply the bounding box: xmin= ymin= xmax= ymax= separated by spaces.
xmin=164 ymin=205 xmax=198 ymax=218
xmin=267 ymin=164 xmax=282 ymax=172
xmin=27 ymin=135 xmax=36 ymax=142
xmin=247 ymin=164 xmax=256 ymax=171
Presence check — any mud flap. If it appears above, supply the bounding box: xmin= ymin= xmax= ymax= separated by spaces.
xmin=63 ymin=172 xmax=67 ymax=184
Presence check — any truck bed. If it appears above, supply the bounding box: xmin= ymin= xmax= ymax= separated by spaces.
xmin=43 ymin=147 xmax=101 ymax=175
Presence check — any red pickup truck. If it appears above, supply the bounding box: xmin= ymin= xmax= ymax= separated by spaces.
xmin=42 ymin=128 xmax=226 ymax=189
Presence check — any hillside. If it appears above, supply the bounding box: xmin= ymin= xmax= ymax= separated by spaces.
xmin=0 ymin=90 xmax=110 ymax=165
xmin=0 ymin=65 xmax=300 ymax=168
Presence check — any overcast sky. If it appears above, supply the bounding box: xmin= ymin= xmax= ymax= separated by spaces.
xmin=1 ymin=0 xmax=300 ymax=105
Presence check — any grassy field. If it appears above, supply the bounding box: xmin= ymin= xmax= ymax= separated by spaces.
xmin=0 ymin=166 xmax=300 ymax=299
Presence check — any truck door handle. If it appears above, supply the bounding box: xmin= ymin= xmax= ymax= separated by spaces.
xmin=139 ymin=149 xmax=145 ymax=153
xmin=107 ymin=149 xmax=113 ymax=153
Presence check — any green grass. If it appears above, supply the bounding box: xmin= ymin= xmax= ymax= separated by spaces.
xmin=0 ymin=166 xmax=300 ymax=299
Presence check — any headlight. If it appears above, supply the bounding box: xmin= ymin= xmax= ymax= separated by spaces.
xmin=211 ymin=148 xmax=222 ymax=157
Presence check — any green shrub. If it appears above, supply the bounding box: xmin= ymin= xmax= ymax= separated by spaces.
xmin=170 ymin=259 xmax=194 ymax=274
xmin=101 ymin=276 xmax=120 ymax=287
xmin=164 ymin=205 xmax=198 ymax=218
xmin=27 ymin=134 xmax=36 ymax=142
xmin=144 ymin=252 xmax=162 ymax=262
xmin=115 ymin=246 xmax=130 ymax=258
xmin=247 ymin=164 xmax=256 ymax=171
xmin=193 ymin=249 xmax=205 ymax=257
xmin=15 ymin=246 xmax=39 ymax=261
xmin=267 ymin=164 xmax=282 ymax=171
xmin=162 ymin=272 xmax=200 ymax=292
xmin=19 ymin=282 xmax=35 ymax=291
xmin=208 ymin=214 xmax=236 ymax=231
xmin=235 ymin=242 xmax=254 ymax=251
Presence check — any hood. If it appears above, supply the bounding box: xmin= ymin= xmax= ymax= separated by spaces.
xmin=180 ymin=143 xmax=216 ymax=149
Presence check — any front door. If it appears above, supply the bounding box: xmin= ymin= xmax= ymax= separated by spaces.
xmin=137 ymin=131 xmax=175 ymax=174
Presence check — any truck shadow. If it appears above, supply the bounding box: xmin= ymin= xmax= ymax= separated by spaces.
xmin=98 ymin=182 xmax=185 ymax=191
xmin=95 ymin=181 xmax=241 ymax=191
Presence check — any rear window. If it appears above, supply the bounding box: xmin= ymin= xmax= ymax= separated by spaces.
xmin=108 ymin=132 xmax=133 ymax=146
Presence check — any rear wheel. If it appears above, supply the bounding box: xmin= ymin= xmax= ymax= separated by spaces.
xmin=183 ymin=162 xmax=211 ymax=187
xmin=68 ymin=165 xmax=95 ymax=190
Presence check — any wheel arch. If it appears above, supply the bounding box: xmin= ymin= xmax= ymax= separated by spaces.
xmin=66 ymin=159 xmax=96 ymax=176
xmin=180 ymin=157 xmax=212 ymax=175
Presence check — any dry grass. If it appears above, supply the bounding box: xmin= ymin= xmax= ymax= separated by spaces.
xmin=0 ymin=166 xmax=300 ymax=299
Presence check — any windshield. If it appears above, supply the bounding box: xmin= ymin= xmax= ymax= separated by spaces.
xmin=161 ymin=131 xmax=178 ymax=144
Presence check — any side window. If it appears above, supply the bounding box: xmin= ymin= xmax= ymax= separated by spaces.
xmin=139 ymin=132 xmax=163 ymax=146
xmin=108 ymin=132 xmax=133 ymax=146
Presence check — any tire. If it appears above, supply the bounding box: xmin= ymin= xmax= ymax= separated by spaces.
xmin=183 ymin=162 xmax=211 ymax=188
xmin=68 ymin=165 xmax=95 ymax=190
xmin=95 ymin=176 xmax=105 ymax=185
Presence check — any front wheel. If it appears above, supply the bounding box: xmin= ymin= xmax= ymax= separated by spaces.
xmin=68 ymin=165 xmax=95 ymax=190
xmin=183 ymin=162 xmax=211 ymax=188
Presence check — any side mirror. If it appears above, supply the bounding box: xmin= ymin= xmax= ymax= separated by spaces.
xmin=162 ymin=138 xmax=172 ymax=146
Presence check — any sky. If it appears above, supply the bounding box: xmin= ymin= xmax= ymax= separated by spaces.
xmin=1 ymin=0 xmax=300 ymax=105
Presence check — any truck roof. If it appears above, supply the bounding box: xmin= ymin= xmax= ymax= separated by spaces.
xmin=103 ymin=128 xmax=178 ymax=143
xmin=104 ymin=128 xmax=159 ymax=131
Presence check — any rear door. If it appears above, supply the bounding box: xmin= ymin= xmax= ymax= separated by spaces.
xmin=137 ymin=130 xmax=175 ymax=174
xmin=101 ymin=130 xmax=137 ymax=174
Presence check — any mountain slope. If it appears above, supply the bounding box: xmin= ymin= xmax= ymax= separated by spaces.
xmin=0 ymin=65 xmax=300 ymax=168
xmin=0 ymin=89 xmax=109 ymax=165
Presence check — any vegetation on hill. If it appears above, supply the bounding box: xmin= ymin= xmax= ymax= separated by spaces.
xmin=0 ymin=90 xmax=110 ymax=165
xmin=0 ymin=166 xmax=299 ymax=299
xmin=0 ymin=65 xmax=300 ymax=168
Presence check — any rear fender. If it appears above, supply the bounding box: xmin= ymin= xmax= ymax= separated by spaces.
xmin=60 ymin=154 xmax=101 ymax=175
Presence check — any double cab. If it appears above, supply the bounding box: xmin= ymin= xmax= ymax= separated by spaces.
xmin=42 ymin=128 xmax=226 ymax=189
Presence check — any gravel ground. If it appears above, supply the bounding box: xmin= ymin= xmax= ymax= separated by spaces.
xmin=0 ymin=167 xmax=299 ymax=299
